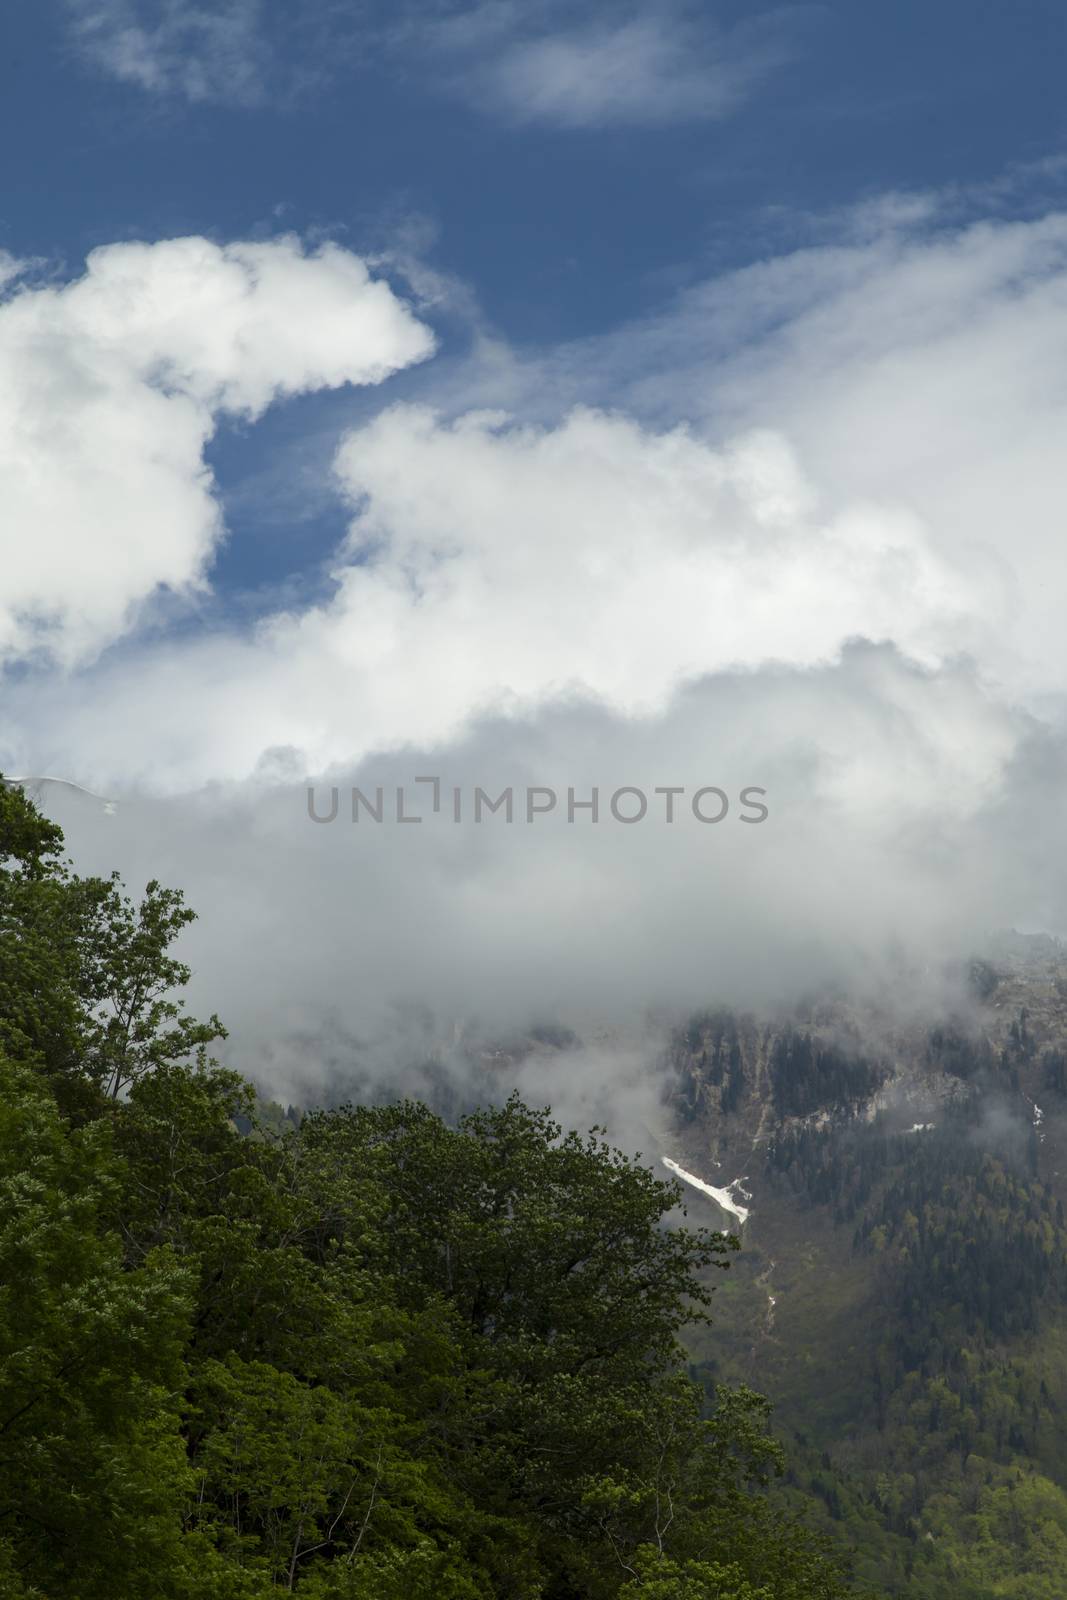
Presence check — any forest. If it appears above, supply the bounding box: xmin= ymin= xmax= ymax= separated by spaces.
xmin=0 ymin=777 xmax=856 ymax=1598
xmin=674 ymin=1009 xmax=1067 ymax=1599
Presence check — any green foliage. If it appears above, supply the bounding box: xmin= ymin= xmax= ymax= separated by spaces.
xmin=0 ymin=780 xmax=89 ymax=1090
xmin=0 ymin=779 xmax=224 ymax=1113
xmin=768 ymin=1030 xmax=886 ymax=1119
xmin=619 ymin=1547 xmax=775 ymax=1599
xmin=0 ymin=1055 xmax=201 ymax=1597
xmin=0 ymin=779 xmax=857 ymax=1597
xmin=718 ymin=1044 xmax=1067 ymax=1600
xmin=79 ymin=874 xmax=227 ymax=1099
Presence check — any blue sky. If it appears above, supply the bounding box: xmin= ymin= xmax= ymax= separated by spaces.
xmin=5 ymin=2 xmax=1067 ymax=1075
xmin=9 ymin=7 xmax=1067 ymax=291
xmin=5 ymin=0 xmax=1065 ymax=617
xmin=8 ymin=3 xmax=1067 ymax=340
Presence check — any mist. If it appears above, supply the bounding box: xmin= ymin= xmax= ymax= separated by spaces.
xmin=21 ymin=638 xmax=1065 ymax=1149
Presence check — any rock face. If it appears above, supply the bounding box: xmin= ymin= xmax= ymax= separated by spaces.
xmin=663 ymin=938 xmax=1067 ymax=1222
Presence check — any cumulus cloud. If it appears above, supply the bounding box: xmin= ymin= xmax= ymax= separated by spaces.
xmin=0 ymin=235 xmax=433 ymax=667
xmin=444 ymin=205 xmax=1067 ymax=706
xmin=701 ymin=217 xmax=1067 ymax=706
xmin=0 ymin=399 xmax=997 ymax=789
xmin=7 ymin=202 xmax=1067 ymax=1112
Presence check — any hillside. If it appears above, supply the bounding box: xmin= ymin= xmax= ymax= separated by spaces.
xmin=657 ymin=944 xmax=1067 ymax=1598
xmin=255 ymin=943 xmax=1067 ymax=1596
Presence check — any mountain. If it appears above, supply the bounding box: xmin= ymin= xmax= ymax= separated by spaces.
xmin=248 ymin=942 xmax=1067 ymax=1595
xmin=657 ymin=941 xmax=1067 ymax=1598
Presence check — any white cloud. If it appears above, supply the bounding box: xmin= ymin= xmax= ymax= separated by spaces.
xmin=8 ymin=201 xmax=1067 ymax=1102
xmin=3 ymin=207 xmax=1062 ymax=787
xmin=409 ymin=1 xmax=809 ymax=128
xmin=0 ymin=235 xmax=433 ymax=667
xmin=66 ymin=0 xmax=269 ymax=104
xmin=0 ymin=400 xmax=994 ymax=790
xmin=64 ymin=0 xmax=803 ymax=128
xmin=22 ymin=643 xmax=1039 ymax=1106
xmin=431 ymin=5 xmax=800 ymax=129
xmin=446 ymin=205 xmax=1067 ymax=705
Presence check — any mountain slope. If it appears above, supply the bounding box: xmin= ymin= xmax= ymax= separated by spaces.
xmin=662 ymin=944 xmax=1067 ymax=1598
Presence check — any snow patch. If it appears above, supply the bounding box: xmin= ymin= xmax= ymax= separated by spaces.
xmin=663 ymin=1157 xmax=751 ymax=1225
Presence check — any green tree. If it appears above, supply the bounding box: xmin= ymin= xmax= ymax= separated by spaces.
xmin=0 ymin=776 xmax=224 ymax=1113
xmin=0 ymin=782 xmax=858 ymax=1598
xmin=0 ymin=1054 xmax=199 ymax=1597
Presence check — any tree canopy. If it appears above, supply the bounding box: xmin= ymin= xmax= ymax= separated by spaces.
xmin=0 ymin=777 xmax=856 ymax=1598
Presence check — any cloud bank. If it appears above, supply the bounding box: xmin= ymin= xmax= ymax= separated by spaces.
xmin=5 ymin=202 xmax=1067 ymax=1109
xmin=25 ymin=639 xmax=1049 ymax=1112
xmin=5 ymin=396 xmax=996 ymax=789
